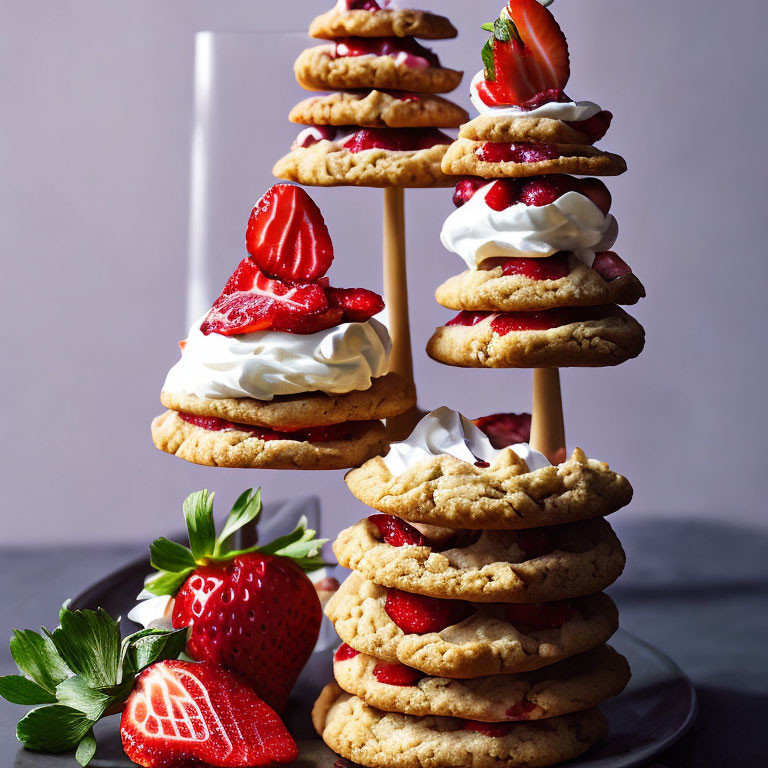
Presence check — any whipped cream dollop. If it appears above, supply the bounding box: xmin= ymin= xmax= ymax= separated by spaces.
xmin=441 ymin=184 xmax=617 ymax=270
xmin=163 ymin=316 xmax=391 ymax=401
xmin=383 ymin=407 xmax=551 ymax=476
xmin=469 ymin=71 xmax=602 ymax=121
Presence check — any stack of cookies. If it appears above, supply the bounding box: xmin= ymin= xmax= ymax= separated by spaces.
xmin=273 ymin=0 xmax=468 ymax=188
xmin=427 ymin=1 xmax=645 ymax=368
xmin=152 ymin=184 xmax=416 ymax=470
xmin=314 ymin=408 xmax=633 ymax=768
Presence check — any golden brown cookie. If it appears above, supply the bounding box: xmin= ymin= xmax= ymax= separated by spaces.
xmin=441 ymin=138 xmax=626 ymax=178
xmin=151 ymin=410 xmax=387 ymax=470
xmin=460 ymin=113 xmax=605 ymax=146
xmin=309 ymin=7 xmax=457 ymax=41
xmin=435 ymin=258 xmax=646 ymax=312
xmin=295 ymin=46 xmax=463 ymax=94
xmin=333 ymin=517 xmax=625 ymax=603
xmin=161 ymin=373 xmax=415 ymax=430
xmin=325 ymin=573 xmax=619 ymax=677
xmin=313 ymin=684 xmax=608 ymax=768
xmin=333 ymin=644 xmax=630 ymax=722
xmin=426 ymin=306 xmax=645 ymax=368
xmin=273 ymin=140 xmax=453 ymax=188
xmin=289 ymin=90 xmax=468 ymax=129
xmin=345 ymin=447 xmax=633 ymax=530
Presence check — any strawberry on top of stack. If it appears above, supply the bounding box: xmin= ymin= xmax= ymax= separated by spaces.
xmin=152 ymin=184 xmax=416 ymax=470
xmin=429 ymin=0 xmax=645 ymax=369
xmin=273 ymin=0 xmax=468 ymax=188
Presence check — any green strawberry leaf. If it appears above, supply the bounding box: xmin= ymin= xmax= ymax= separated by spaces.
xmin=75 ymin=731 xmax=97 ymax=767
xmin=10 ymin=630 xmax=71 ymax=694
xmin=55 ymin=676 xmax=110 ymax=721
xmin=493 ymin=17 xmax=513 ymax=42
xmin=481 ymin=22 xmax=494 ymax=32
xmin=481 ymin=39 xmax=496 ymax=81
xmin=46 ymin=607 xmax=121 ymax=689
xmin=150 ymin=538 xmax=196 ymax=573
xmin=215 ymin=488 xmax=262 ymax=555
xmin=0 ymin=675 xmax=57 ymax=705
xmin=124 ymin=628 xmax=188 ymax=674
xmin=144 ymin=567 xmax=194 ymax=597
xmin=183 ymin=490 xmax=217 ymax=562
xmin=17 ymin=705 xmax=94 ymax=752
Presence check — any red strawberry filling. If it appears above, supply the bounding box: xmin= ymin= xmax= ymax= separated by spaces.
xmin=178 ymin=413 xmax=371 ymax=444
xmin=372 ymin=662 xmax=425 ymax=687
xmin=476 ymin=0 xmax=570 ymax=107
xmin=566 ymin=110 xmax=613 ymax=142
xmin=480 ymin=253 xmax=571 ymax=281
xmin=505 ymin=601 xmax=575 ymax=630
xmin=473 ymin=412 xmax=532 ymax=448
xmin=452 ymin=178 xmax=492 ymax=207
xmin=446 ymin=306 xmax=612 ymax=335
xmin=334 ymin=643 xmax=361 ymax=662
xmin=333 ymin=37 xmax=441 ymax=69
xmin=292 ymin=125 xmax=339 ymax=150
xmin=592 ymin=251 xmax=632 ymax=281
xmin=476 ymin=141 xmax=572 ymax=164
xmin=344 ymin=0 xmax=382 ymax=9
xmin=369 ymin=514 xmax=427 ymax=547
xmin=463 ymin=720 xmax=513 ymax=737
xmin=385 ymin=589 xmax=474 ymax=634
xmin=505 ymin=699 xmax=539 ymax=720
xmin=341 ymin=127 xmax=451 ymax=153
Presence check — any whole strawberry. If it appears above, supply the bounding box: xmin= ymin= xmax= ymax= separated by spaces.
xmin=144 ymin=489 xmax=327 ymax=713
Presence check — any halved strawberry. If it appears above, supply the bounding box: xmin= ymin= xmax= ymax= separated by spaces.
xmin=384 ymin=589 xmax=473 ymax=634
xmin=508 ymin=0 xmax=570 ymax=93
xmin=121 ymin=660 xmax=298 ymax=768
xmin=200 ymin=259 xmax=329 ymax=336
xmin=328 ymin=287 xmax=385 ymax=323
xmin=473 ymin=412 xmax=531 ymax=449
xmin=246 ymin=184 xmax=334 ymax=282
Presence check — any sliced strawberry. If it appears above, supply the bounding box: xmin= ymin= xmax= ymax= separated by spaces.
xmin=473 ymin=412 xmax=531 ymax=449
xmin=334 ymin=643 xmax=360 ymax=662
xmin=385 ymin=588 xmax=473 ymax=634
xmin=505 ymin=601 xmax=575 ymax=630
xmin=369 ymin=514 xmax=427 ymax=547
xmin=592 ymin=251 xmax=632 ymax=281
xmin=120 ymin=660 xmax=298 ymax=768
xmin=372 ymin=661 xmax=424 ymax=687
xmin=507 ymin=0 xmax=570 ymax=92
xmin=246 ymin=184 xmax=334 ymax=282
xmin=452 ymin=178 xmax=491 ymax=208
xmin=328 ymin=287 xmax=385 ymax=323
xmin=518 ymin=175 xmax=575 ymax=207
xmin=200 ymin=260 xmax=330 ymax=336
xmin=485 ymin=179 xmax=521 ymax=211
xmin=577 ymin=178 xmax=612 ymax=215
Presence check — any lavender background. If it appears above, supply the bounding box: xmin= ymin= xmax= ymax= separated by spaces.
xmin=1 ymin=0 xmax=766 ymax=545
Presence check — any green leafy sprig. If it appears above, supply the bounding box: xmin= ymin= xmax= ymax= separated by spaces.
xmin=0 ymin=604 xmax=187 ymax=765
xmin=480 ymin=8 xmax=524 ymax=82
xmin=146 ymin=488 xmax=329 ymax=597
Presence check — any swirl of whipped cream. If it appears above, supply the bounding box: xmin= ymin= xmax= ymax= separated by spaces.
xmin=441 ymin=184 xmax=618 ymax=270
xmin=383 ymin=407 xmax=551 ymax=476
xmin=469 ymin=71 xmax=602 ymax=121
xmin=163 ymin=316 xmax=391 ymax=401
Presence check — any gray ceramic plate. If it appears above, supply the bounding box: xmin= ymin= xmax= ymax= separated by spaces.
xmin=13 ymin=502 xmax=697 ymax=767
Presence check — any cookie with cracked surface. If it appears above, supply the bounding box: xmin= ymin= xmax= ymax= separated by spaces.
xmin=325 ymin=573 xmax=619 ymax=677
xmin=273 ymin=141 xmax=453 ymax=188
xmin=295 ymin=46 xmax=463 ymax=94
xmin=333 ymin=644 xmax=630 ymax=722
xmin=333 ymin=517 xmax=625 ymax=603
xmin=161 ymin=373 xmax=415 ymax=431
xmin=459 ymin=113 xmax=609 ymax=147
xmin=289 ymin=91 xmax=468 ymax=129
xmin=345 ymin=446 xmax=632 ymax=530
xmin=427 ymin=306 xmax=645 ymax=368
xmin=435 ymin=257 xmax=646 ymax=312
xmin=441 ymin=138 xmax=626 ymax=178
xmin=309 ymin=7 xmax=457 ymax=40
xmin=313 ymin=685 xmax=608 ymax=768
xmin=151 ymin=409 xmax=387 ymax=470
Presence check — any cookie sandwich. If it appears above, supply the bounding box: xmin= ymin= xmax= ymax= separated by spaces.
xmin=274 ymin=0 xmax=467 ymax=187
xmin=152 ymin=184 xmax=416 ymax=469
xmin=429 ymin=0 xmax=644 ymax=368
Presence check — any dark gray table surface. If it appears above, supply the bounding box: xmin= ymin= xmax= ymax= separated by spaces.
xmin=1 ymin=517 xmax=767 ymax=767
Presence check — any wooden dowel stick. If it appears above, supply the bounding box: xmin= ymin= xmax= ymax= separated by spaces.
xmin=382 ymin=187 xmax=420 ymax=440
xmin=530 ymin=368 xmax=566 ymax=464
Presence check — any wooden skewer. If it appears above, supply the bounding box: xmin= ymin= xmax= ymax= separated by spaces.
xmin=382 ymin=187 xmax=422 ymax=440
xmin=530 ymin=368 xmax=566 ymax=464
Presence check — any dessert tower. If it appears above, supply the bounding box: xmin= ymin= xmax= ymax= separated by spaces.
xmin=313 ymin=2 xmax=644 ymax=766
xmin=274 ymin=0 xmax=468 ymax=436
